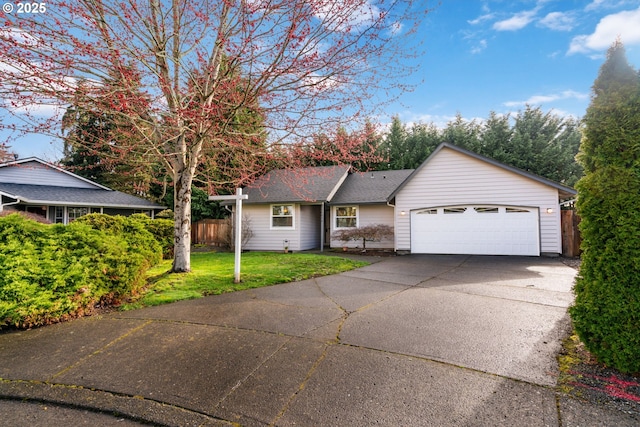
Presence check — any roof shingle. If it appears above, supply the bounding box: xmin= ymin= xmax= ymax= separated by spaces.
xmin=243 ymin=165 xmax=350 ymax=204
xmin=330 ymin=170 xmax=414 ymax=204
xmin=0 ymin=183 xmax=164 ymax=209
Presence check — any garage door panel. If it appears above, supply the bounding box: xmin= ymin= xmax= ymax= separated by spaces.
xmin=411 ymin=206 xmax=540 ymax=256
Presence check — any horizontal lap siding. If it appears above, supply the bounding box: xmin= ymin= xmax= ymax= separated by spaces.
xmin=0 ymin=162 xmax=97 ymax=188
xmin=243 ymin=204 xmax=300 ymax=251
xmin=300 ymin=205 xmax=321 ymax=250
xmin=330 ymin=204 xmax=394 ymax=249
xmin=395 ymin=148 xmax=561 ymax=254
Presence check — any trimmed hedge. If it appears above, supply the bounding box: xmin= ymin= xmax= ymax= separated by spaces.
xmin=74 ymin=213 xmax=174 ymax=261
xmin=0 ymin=213 xmax=164 ymax=329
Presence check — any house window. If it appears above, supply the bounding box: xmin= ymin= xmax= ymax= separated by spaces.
xmin=271 ymin=204 xmax=294 ymax=228
xmin=335 ymin=206 xmax=357 ymax=228
xmin=68 ymin=207 xmax=89 ymax=222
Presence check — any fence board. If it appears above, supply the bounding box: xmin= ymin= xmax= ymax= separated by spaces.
xmin=561 ymin=210 xmax=581 ymax=257
xmin=191 ymin=219 xmax=230 ymax=247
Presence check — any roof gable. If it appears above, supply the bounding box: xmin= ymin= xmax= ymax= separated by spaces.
xmin=244 ymin=165 xmax=351 ymax=204
xmin=331 ymin=169 xmax=414 ymax=204
xmin=388 ymin=143 xmax=577 ymax=201
xmin=0 ymin=158 xmax=110 ymax=190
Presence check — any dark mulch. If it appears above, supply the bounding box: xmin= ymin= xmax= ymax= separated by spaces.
xmin=559 ymin=336 xmax=640 ymax=419
xmin=557 ymin=256 xmax=640 ymax=419
xmin=558 ymin=257 xmax=640 ymax=423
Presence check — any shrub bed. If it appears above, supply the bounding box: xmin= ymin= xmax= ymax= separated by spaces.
xmin=75 ymin=213 xmax=174 ymax=260
xmin=0 ymin=213 xmax=164 ymax=329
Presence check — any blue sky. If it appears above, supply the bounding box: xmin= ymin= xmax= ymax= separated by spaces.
xmin=7 ymin=0 xmax=640 ymax=160
xmin=392 ymin=0 xmax=640 ymax=126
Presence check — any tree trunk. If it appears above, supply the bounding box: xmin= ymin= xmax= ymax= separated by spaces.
xmin=172 ymin=169 xmax=193 ymax=273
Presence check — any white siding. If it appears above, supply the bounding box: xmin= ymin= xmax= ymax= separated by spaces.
xmin=243 ymin=204 xmax=322 ymax=251
xmin=243 ymin=204 xmax=298 ymax=251
xmin=0 ymin=161 xmax=98 ymax=189
xmin=394 ymin=148 xmax=562 ymax=254
xmin=300 ymin=205 xmax=322 ymax=250
xmin=330 ymin=204 xmax=395 ymax=249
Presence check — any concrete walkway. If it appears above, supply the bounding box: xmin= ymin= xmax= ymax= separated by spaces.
xmin=0 ymin=255 xmax=636 ymax=426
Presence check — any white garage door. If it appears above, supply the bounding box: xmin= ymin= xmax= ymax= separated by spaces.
xmin=411 ymin=205 xmax=540 ymax=256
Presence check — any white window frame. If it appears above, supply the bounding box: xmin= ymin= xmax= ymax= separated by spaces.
xmin=334 ymin=206 xmax=358 ymax=229
xmin=68 ymin=206 xmax=90 ymax=222
xmin=270 ymin=204 xmax=295 ymax=229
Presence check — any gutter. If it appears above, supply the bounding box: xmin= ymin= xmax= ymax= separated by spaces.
xmin=0 ymin=199 xmax=21 ymax=212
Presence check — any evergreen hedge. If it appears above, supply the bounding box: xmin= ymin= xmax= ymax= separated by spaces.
xmin=0 ymin=213 xmax=165 ymax=329
xmin=570 ymin=41 xmax=640 ymax=373
xmin=75 ymin=213 xmax=174 ymax=259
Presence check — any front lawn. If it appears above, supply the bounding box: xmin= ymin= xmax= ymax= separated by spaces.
xmin=122 ymin=251 xmax=368 ymax=309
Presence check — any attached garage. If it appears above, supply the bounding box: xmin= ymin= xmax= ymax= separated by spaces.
xmin=410 ymin=205 xmax=540 ymax=256
xmin=391 ymin=143 xmax=577 ymax=256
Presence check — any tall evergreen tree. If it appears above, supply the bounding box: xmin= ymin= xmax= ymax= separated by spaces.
xmin=441 ymin=114 xmax=481 ymax=152
xmin=375 ymin=108 xmax=582 ymax=185
xmin=509 ymin=106 xmax=583 ymax=186
xmin=570 ymin=40 xmax=640 ymax=373
xmin=403 ymin=122 xmax=440 ymax=168
xmin=378 ymin=116 xmax=408 ymax=170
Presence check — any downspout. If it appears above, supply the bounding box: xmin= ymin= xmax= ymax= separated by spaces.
xmin=320 ymin=202 xmax=325 ymax=252
xmin=387 ymin=200 xmax=398 ymax=253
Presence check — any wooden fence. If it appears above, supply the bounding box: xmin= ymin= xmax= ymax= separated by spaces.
xmin=561 ymin=210 xmax=581 ymax=258
xmin=191 ymin=219 xmax=230 ymax=247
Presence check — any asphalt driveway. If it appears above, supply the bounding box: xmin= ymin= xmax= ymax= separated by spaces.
xmin=1 ymin=254 xmax=635 ymax=426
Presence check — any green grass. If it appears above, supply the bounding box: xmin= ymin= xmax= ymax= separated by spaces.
xmin=121 ymin=251 xmax=368 ymax=310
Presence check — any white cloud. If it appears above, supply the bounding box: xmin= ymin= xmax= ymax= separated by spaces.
xmin=539 ymin=12 xmax=575 ymax=31
xmin=471 ymin=39 xmax=488 ymax=54
xmin=585 ymin=0 xmax=607 ymax=11
xmin=568 ymin=7 xmax=640 ymax=54
xmin=503 ymin=90 xmax=589 ymax=108
xmin=493 ymin=9 xmax=537 ymax=31
xmin=390 ymin=112 xmax=459 ymax=130
xmin=468 ymin=13 xmax=495 ymax=25
xmin=313 ymin=0 xmax=380 ymax=33
xmin=389 ymin=21 xmax=404 ymax=36
xmin=5 ymin=102 xmax=65 ymax=118
xmin=584 ymin=0 xmax=630 ymax=12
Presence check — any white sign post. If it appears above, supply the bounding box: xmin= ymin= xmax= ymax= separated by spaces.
xmin=209 ymin=188 xmax=248 ymax=283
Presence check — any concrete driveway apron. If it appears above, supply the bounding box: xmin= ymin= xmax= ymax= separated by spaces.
xmin=0 ymin=254 xmax=592 ymax=427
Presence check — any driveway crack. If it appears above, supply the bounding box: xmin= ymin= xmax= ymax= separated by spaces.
xmin=48 ymin=320 xmax=153 ymax=381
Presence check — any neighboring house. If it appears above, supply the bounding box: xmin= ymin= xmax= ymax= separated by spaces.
xmin=0 ymin=157 xmax=164 ymax=224
xmin=232 ymin=142 xmax=578 ymax=256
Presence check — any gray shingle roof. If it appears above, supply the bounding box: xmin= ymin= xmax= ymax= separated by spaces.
xmin=0 ymin=183 xmax=165 ymax=209
xmin=244 ymin=165 xmax=351 ymax=204
xmin=330 ymin=170 xmax=414 ymax=204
